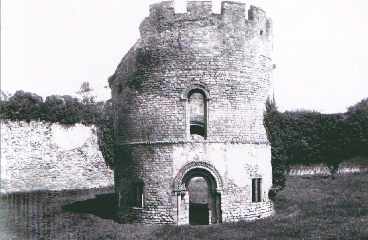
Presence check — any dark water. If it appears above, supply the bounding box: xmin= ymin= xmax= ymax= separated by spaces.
xmin=0 ymin=187 xmax=114 ymax=240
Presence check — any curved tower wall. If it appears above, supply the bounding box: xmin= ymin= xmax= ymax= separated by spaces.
xmin=109 ymin=1 xmax=274 ymax=224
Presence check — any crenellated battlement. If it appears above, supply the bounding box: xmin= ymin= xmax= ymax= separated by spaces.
xmin=148 ymin=1 xmax=175 ymax=20
xmin=141 ymin=1 xmax=272 ymax=37
xmin=221 ymin=1 xmax=246 ymax=18
xmin=187 ymin=1 xmax=212 ymax=17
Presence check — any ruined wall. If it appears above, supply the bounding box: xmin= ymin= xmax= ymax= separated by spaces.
xmin=0 ymin=120 xmax=113 ymax=194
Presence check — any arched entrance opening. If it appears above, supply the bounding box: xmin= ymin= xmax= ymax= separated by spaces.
xmin=187 ymin=176 xmax=209 ymax=225
xmin=175 ymin=167 xmax=222 ymax=225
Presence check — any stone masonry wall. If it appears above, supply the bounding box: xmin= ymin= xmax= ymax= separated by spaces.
xmin=114 ymin=142 xmax=273 ymax=223
xmin=110 ymin=1 xmax=274 ymax=224
xmin=109 ymin=1 xmax=273 ymax=145
xmin=0 ymin=120 xmax=113 ymax=194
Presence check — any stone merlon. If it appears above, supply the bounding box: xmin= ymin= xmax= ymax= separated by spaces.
xmin=140 ymin=1 xmax=272 ymax=35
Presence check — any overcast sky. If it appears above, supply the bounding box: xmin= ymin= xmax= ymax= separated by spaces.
xmin=1 ymin=0 xmax=367 ymax=113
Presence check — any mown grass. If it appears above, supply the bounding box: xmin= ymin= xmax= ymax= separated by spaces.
xmin=1 ymin=174 xmax=368 ymax=240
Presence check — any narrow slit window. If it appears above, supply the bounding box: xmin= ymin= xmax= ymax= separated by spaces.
xmin=252 ymin=178 xmax=262 ymax=203
xmin=189 ymin=90 xmax=206 ymax=137
xmin=133 ymin=181 xmax=144 ymax=208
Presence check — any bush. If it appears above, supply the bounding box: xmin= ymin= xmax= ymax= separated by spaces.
xmin=96 ymin=100 xmax=115 ymax=169
xmin=264 ymin=97 xmax=288 ymax=194
xmin=0 ymin=90 xmax=44 ymax=122
xmin=265 ymin=96 xmax=368 ymax=182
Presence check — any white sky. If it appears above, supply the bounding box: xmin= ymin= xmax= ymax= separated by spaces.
xmin=1 ymin=0 xmax=367 ymax=113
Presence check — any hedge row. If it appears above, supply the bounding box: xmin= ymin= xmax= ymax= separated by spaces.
xmin=264 ymin=97 xmax=368 ymax=191
xmin=0 ymin=90 xmax=103 ymax=125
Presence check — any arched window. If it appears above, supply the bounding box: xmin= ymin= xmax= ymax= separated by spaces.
xmin=188 ymin=89 xmax=207 ymax=138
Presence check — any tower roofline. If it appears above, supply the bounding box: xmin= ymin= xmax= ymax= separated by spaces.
xmin=145 ymin=1 xmax=271 ymax=28
xmin=140 ymin=1 xmax=272 ymax=47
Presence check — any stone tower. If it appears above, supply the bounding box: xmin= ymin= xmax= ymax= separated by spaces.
xmin=108 ymin=0 xmax=274 ymax=224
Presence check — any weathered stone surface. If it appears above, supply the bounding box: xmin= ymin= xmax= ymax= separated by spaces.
xmin=0 ymin=120 xmax=113 ymax=194
xmin=109 ymin=0 xmax=274 ymax=224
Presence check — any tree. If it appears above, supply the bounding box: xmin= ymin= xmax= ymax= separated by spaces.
xmin=0 ymin=90 xmax=12 ymax=102
xmin=96 ymin=99 xmax=115 ymax=169
xmin=346 ymin=98 xmax=368 ymax=158
xmin=77 ymin=81 xmax=96 ymax=104
xmin=347 ymin=97 xmax=368 ymax=113
xmin=1 ymin=90 xmax=44 ymax=121
xmin=264 ymin=96 xmax=288 ymax=198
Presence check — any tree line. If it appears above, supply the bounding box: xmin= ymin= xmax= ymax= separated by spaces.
xmin=264 ymin=97 xmax=368 ymax=193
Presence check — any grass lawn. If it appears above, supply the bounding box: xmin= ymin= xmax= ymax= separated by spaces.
xmin=1 ymin=174 xmax=368 ymax=240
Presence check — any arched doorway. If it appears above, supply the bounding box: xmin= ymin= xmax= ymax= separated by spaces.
xmin=187 ymin=176 xmax=209 ymax=225
xmin=175 ymin=165 xmax=222 ymax=225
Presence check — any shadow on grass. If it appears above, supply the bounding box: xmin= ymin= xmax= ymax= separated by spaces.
xmin=62 ymin=193 xmax=118 ymax=221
